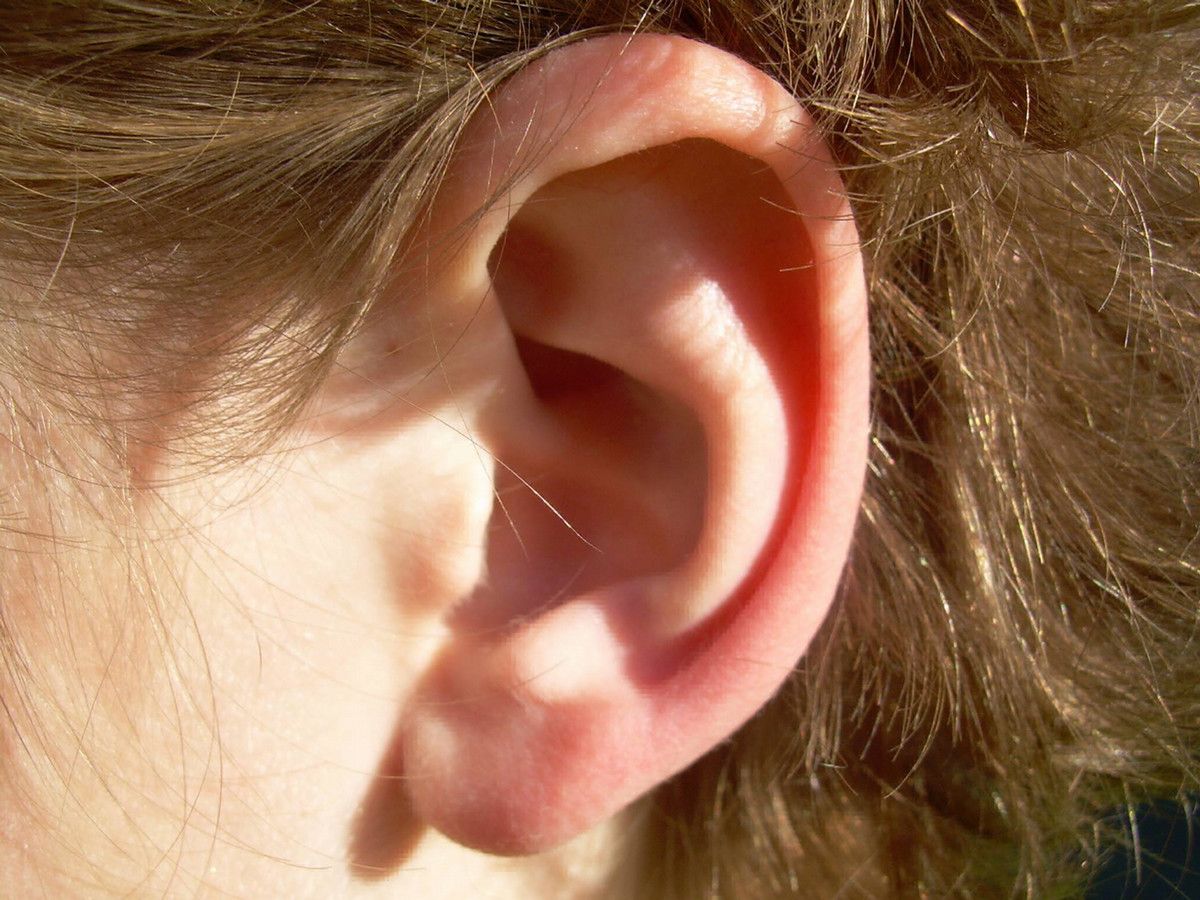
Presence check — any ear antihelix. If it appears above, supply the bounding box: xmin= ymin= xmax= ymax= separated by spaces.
xmin=485 ymin=137 xmax=822 ymax=639
xmin=398 ymin=34 xmax=869 ymax=856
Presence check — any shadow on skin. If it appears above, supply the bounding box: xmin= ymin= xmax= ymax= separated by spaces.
xmin=347 ymin=738 xmax=426 ymax=880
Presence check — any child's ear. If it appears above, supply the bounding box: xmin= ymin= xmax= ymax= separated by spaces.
xmin=386 ymin=34 xmax=869 ymax=855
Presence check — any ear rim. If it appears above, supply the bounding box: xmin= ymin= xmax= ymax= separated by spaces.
xmin=397 ymin=32 xmax=870 ymax=856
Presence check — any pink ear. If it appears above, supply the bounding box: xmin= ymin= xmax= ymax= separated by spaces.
xmin=398 ymin=34 xmax=869 ymax=855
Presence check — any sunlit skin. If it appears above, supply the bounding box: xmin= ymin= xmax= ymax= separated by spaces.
xmin=2 ymin=2 xmax=1198 ymax=896
xmin=1 ymin=36 xmax=867 ymax=898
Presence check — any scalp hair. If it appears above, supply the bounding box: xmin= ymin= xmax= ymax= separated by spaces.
xmin=0 ymin=2 xmax=1197 ymax=897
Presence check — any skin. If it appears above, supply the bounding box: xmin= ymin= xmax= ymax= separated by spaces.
xmin=0 ymin=35 xmax=867 ymax=897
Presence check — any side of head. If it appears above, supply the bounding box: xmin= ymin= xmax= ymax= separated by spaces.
xmin=0 ymin=3 xmax=1197 ymax=897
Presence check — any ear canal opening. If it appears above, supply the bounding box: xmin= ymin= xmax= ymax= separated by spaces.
xmin=511 ymin=334 xmax=624 ymax=403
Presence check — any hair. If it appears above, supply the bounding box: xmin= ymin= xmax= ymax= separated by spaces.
xmin=1 ymin=2 xmax=1197 ymax=896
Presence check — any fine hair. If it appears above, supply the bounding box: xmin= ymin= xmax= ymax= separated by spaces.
xmin=1 ymin=2 xmax=1197 ymax=897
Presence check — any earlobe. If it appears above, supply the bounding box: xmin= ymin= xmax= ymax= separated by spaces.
xmin=397 ymin=34 xmax=869 ymax=855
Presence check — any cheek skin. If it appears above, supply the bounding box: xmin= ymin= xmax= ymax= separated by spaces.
xmin=161 ymin=420 xmax=490 ymax=786
xmin=0 ymin=409 xmax=527 ymax=896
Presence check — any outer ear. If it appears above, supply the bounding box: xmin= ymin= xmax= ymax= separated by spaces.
xmin=396 ymin=34 xmax=869 ymax=855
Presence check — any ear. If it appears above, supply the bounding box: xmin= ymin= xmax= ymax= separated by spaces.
xmin=390 ymin=34 xmax=869 ymax=855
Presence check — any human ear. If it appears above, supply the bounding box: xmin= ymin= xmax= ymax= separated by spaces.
xmin=367 ymin=34 xmax=869 ymax=855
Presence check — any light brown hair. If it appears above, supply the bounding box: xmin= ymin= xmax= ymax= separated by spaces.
xmin=1 ymin=2 xmax=1198 ymax=896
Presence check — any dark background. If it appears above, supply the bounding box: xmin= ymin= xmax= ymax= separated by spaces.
xmin=1087 ymin=800 xmax=1199 ymax=899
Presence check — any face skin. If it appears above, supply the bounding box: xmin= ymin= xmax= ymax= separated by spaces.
xmin=1 ymin=249 xmax=632 ymax=900
xmin=0 ymin=35 xmax=868 ymax=897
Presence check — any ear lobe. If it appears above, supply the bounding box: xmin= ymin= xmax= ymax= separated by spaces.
xmin=398 ymin=35 xmax=869 ymax=855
